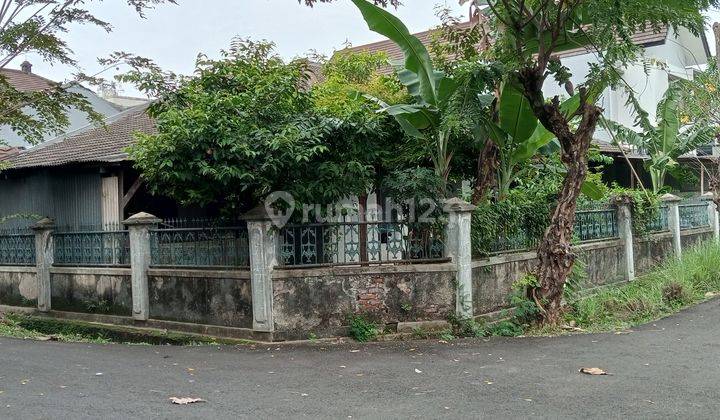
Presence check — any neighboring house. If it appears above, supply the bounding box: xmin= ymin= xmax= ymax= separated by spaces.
xmin=344 ymin=20 xmax=712 ymax=191
xmin=0 ymin=61 xmax=123 ymax=148
xmin=0 ymin=103 xmax=217 ymax=229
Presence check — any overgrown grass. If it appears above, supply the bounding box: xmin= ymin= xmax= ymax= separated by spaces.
xmin=564 ymin=242 xmax=720 ymax=332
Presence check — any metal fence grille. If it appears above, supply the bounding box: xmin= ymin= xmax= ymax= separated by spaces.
xmin=54 ymin=229 xmax=130 ymax=266
xmin=0 ymin=228 xmax=35 ymax=266
xmin=278 ymin=222 xmax=445 ymax=267
xmin=679 ymin=204 xmax=710 ymax=230
xmin=644 ymin=206 xmax=670 ymax=233
xmin=574 ymin=209 xmax=619 ymax=242
xmin=150 ymin=226 xmax=250 ymax=268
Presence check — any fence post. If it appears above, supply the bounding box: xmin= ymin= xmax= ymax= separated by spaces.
xmin=242 ymin=205 xmax=277 ymax=333
xmin=31 ymin=218 xmax=55 ymax=312
xmin=443 ymin=198 xmax=477 ymax=319
xmin=123 ymin=212 xmax=160 ymax=321
xmin=662 ymin=193 xmax=682 ymax=258
xmin=702 ymin=192 xmax=720 ymax=243
xmin=614 ymin=197 xmax=635 ymax=281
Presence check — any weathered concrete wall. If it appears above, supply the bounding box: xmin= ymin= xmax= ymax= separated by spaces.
xmin=471 ymin=240 xmax=626 ymax=316
xmin=634 ymin=232 xmax=674 ymax=275
xmin=50 ymin=267 xmax=132 ymax=316
xmin=272 ymin=263 xmax=456 ymax=338
xmin=0 ymin=267 xmax=37 ymax=307
xmin=680 ymin=228 xmax=714 ymax=250
xmin=148 ymin=269 xmax=252 ymax=329
xmin=575 ymin=240 xmax=625 ymax=288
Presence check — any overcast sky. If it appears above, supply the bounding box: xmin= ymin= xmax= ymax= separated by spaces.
xmin=13 ymin=1 xmax=720 ymax=98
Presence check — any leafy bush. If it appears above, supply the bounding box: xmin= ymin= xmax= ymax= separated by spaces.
xmin=471 ymin=174 xmax=560 ymax=256
xmin=347 ymin=315 xmax=378 ymax=342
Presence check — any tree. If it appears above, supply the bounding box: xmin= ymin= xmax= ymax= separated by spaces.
xmin=310 ymin=50 xmax=406 ymax=203
xmin=0 ymin=0 xmax=174 ymax=146
xmin=125 ymin=39 xmax=335 ymax=212
xmin=460 ymin=0 xmax=716 ymax=323
xmin=610 ymin=82 xmax=716 ymax=193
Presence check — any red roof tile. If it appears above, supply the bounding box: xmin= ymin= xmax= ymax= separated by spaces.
xmin=0 ymin=68 xmax=56 ymax=92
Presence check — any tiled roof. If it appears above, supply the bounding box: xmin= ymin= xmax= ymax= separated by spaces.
xmin=0 ymin=69 xmax=56 ymax=92
xmin=343 ymin=21 xmax=669 ymax=67
xmin=6 ymin=104 xmax=155 ymax=170
xmin=0 ymin=146 xmax=22 ymax=161
xmin=344 ymin=20 xmax=480 ymax=62
xmin=553 ymin=25 xmax=669 ymax=59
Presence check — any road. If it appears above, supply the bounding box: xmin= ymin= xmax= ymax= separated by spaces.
xmin=1 ymin=300 xmax=719 ymax=419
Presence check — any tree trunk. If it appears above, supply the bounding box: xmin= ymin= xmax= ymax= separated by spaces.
xmin=518 ymin=67 xmax=602 ymax=325
xmin=533 ymin=149 xmax=588 ymax=324
xmin=471 ymin=139 xmax=499 ymax=204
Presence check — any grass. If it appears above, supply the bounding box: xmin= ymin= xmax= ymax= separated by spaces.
xmin=562 ymin=242 xmax=720 ymax=332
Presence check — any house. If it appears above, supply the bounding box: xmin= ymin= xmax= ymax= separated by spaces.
xmin=0 ymin=61 xmax=123 ymax=148
xmin=344 ymin=18 xmax=712 ymax=192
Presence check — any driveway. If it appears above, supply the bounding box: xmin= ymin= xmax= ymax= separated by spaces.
xmin=1 ymin=300 xmax=719 ymax=419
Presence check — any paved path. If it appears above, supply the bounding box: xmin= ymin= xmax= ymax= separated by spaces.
xmin=1 ymin=300 xmax=720 ymax=419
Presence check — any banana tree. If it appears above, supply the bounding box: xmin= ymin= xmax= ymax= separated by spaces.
xmin=610 ymin=82 xmax=716 ymax=193
xmin=351 ymin=0 xmax=465 ymax=192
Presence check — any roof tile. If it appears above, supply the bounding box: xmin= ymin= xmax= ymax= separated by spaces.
xmin=6 ymin=105 xmax=155 ymax=170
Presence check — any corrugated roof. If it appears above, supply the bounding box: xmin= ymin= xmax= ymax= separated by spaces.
xmin=0 ymin=68 xmax=56 ymax=92
xmin=6 ymin=104 xmax=155 ymax=170
xmin=0 ymin=146 xmax=22 ymax=161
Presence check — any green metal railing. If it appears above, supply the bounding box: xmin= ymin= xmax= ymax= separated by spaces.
xmin=643 ymin=206 xmax=670 ymax=233
xmin=679 ymin=204 xmax=710 ymax=230
xmin=574 ymin=209 xmax=619 ymax=242
xmin=150 ymin=225 xmax=250 ymax=268
xmin=54 ymin=229 xmax=130 ymax=267
xmin=0 ymin=228 xmax=35 ymax=266
xmin=278 ymin=221 xmax=446 ymax=267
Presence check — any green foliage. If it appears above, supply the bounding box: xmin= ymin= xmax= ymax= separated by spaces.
xmin=447 ymin=314 xmax=487 ymax=338
xmin=565 ymin=242 xmax=720 ymax=331
xmin=471 ymin=166 xmax=561 ymax=256
xmin=127 ymin=39 xmax=353 ymax=210
xmin=347 ymin=314 xmax=379 ymax=342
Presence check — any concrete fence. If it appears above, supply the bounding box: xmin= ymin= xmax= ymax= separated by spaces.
xmin=0 ymin=194 xmax=718 ymax=341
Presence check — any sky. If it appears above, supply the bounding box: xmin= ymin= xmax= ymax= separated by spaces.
xmin=12 ymin=1 xmax=720 ymax=98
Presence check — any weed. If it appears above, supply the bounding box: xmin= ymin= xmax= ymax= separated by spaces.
xmin=347 ymin=315 xmax=378 ymax=342
xmin=411 ymin=327 xmax=429 ymax=339
xmin=439 ymin=329 xmax=456 ymax=341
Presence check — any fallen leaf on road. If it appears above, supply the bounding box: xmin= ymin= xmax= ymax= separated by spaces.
xmin=579 ymin=367 xmax=610 ymax=376
xmin=169 ymin=397 xmax=205 ymax=405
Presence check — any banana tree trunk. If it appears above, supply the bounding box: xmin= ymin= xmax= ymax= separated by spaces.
xmin=650 ymin=168 xmax=666 ymax=194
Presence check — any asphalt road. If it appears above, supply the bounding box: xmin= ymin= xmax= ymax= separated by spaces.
xmin=1 ymin=300 xmax=720 ymax=419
